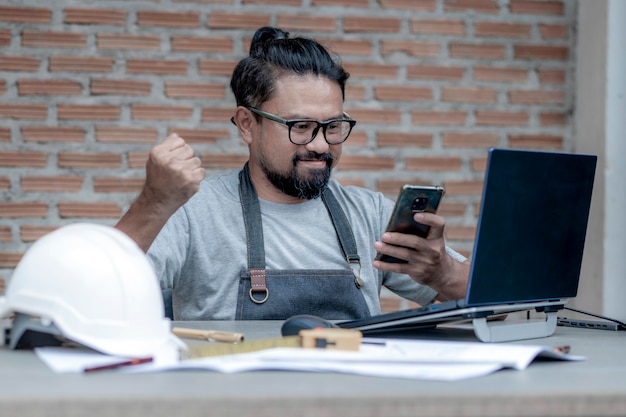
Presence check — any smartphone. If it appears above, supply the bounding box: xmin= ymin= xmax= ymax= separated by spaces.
xmin=376 ymin=185 xmax=445 ymax=264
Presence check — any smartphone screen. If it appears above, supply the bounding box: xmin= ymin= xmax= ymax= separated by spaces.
xmin=376 ymin=185 xmax=445 ymax=264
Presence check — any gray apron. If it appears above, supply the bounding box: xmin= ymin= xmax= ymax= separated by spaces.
xmin=235 ymin=164 xmax=371 ymax=320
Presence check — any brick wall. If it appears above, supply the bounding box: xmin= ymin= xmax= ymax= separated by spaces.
xmin=0 ymin=0 xmax=577 ymax=311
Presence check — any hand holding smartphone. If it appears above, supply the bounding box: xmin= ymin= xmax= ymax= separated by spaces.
xmin=376 ymin=185 xmax=445 ymax=264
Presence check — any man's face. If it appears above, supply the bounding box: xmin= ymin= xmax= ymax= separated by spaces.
xmin=248 ymin=74 xmax=345 ymax=200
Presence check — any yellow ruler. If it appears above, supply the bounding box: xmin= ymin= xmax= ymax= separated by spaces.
xmin=181 ymin=328 xmax=362 ymax=360
xmin=182 ymin=335 xmax=301 ymax=359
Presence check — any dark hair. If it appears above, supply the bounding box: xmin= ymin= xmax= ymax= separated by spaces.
xmin=230 ymin=27 xmax=349 ymax=110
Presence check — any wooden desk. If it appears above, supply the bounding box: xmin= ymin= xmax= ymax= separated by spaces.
xmin=1 ymin=321 xmax=625 ymax=417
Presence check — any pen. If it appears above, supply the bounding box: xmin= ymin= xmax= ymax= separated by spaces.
xmin=83 ymin=357 xmax=153 ymax=373
xmin=172 ymin=327 xmax=245 ymax=343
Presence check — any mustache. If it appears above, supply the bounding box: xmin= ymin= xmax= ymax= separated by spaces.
xmin=293 ymin=152 xmax=334 ymax=164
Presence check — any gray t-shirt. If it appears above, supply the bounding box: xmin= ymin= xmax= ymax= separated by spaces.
xmin=147 ymin=169 xmax=466 ymax=320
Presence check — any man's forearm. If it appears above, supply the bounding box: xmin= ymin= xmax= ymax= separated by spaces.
xmin=114 ymin=192 xmax=175 ymax=253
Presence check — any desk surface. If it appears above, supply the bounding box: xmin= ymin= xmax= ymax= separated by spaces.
xmin=1 ymin=320 xmax=625 ymax=417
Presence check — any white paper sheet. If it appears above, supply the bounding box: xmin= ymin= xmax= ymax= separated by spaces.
xmin=35 ymin=338 xmax=584 ymax=381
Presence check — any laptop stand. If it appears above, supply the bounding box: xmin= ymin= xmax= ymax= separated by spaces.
xmin=471 ymin=310 xmax=558 ymax=342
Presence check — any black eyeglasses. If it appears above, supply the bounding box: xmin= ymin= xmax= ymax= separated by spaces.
xmin=244 ymin=107 xmax=356 ymax=145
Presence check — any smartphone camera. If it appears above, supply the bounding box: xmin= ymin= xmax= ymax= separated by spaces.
xmin=411 ymin=197 xmax=429 ymax=212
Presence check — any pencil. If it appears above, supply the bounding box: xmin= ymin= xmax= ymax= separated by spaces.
xmin=84 ymin=357 xmax=153 ymax=373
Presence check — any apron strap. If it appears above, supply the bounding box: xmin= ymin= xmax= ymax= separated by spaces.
xmin=238 ymin=163 xmax=363 ymax=290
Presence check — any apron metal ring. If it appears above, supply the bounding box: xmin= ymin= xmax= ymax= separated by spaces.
xmin=249 ymin=288 xmax=269 ymax=304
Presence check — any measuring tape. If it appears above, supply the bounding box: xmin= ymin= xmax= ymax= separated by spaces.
xmin=181 ymin=328 xmax=362 ymax=360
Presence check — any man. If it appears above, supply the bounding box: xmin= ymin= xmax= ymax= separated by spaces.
xmin=115 ymin=26 xmax=470 ymax=320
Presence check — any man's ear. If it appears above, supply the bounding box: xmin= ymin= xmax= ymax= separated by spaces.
xmin=233 ymin=107 xmax=255 ymax=145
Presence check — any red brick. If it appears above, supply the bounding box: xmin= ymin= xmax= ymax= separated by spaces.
xmin=64 ymin=8 xmax=126 ymax=25
xmin=0 ymin=128 xmax=9 ymax=142
xmin=379 ymin=0 xmax=436 ymax=11
xmin=58 ymin=153 xmax=121 ymax=168
xmin=540 ymin=112 xmax=567 ymax=126
xmin=90 ymin=79 xmax=152 ymax=95
xmin=540 ymin=23 xmax=567 ymax=39
xmin=510 ymin=0 xmax=564 ymax=15
xmin=444 ymin=0 xmax=499 ymax=14
xmin=20 ymin=225 xmax=57 ymax=242
xmin=199 ymin=153 xmax=250 ymax=169
xmin=405 ymin=157 xmax=462 ymax=171
xmin=0 ymin=56 xmax=39 ymax=71
xmin=0 ymin=6 xmax=51 ymax=23
xmin=337 ymin=155 xmax=395 ymax=171
xmin=138 ymin=11 xmax=200 ymax=27
xmin=538 ymin=68 xmax=565 ymax=84
xmin=475 ymin=111 xmax=528 ymax=126
xmin=201 ymin=107 xmax=236 ymax=122
xmin=21 ymin=176 xmax=83 ymax=192
xmin=509 ymin=89 xmax=564 ymax=105
xmin=0 ymin=151 xmax=47 ymax=167
xmin=171 ymin=36 xmax=233 ymax=53
xmin=22 ymin=126 xmax=85 ymax=143
xmin=346 ymin=84 xmax=366 ymax=101
xmin=22 ymin=31 xmax=86 ymax=48
xmin=0 ymin=30 xmax=10 ymax=46
xmin=0 ymin=202 xmax=48 ymax=218
xmin=242 ymin=0 xmax=300 ymax=4
xmin=411 ymin=19 xmax=465 ymax=35
xmin=198 ymin=60 xmax=237 ymax=76
xmin=93 ymin=177 xmax=145 ymax=193
xmin=276 ymin=15 xmax=336 ymax=32
xmin=0 ymin=177 xmax=9 ymax=191
xmin=97 ymin=33 xmax=160 ymax=50
xmin=407 ymin=65 xmax=464 ymax=80
xmin=377 ymin=132 xmax=432 ymax=148
xmin=508 ymin=133 xmax=563 ymax=149
xmin=514 ymin=44 xmax=568 ymax=60
xmin=343 ymin=63 xmax=398 ymax=79
xmin=442 ymin=86 xmax=497 ymax=103
xmin=474 ymin=66 xmax=527 ymax=82
xmin=128 ymin=152 xmax=149 ymax=169
xmin=57 ymin=105 xmax=120 ymax=120
xmin=442 ymin=132 xmax=498 ymax=148
xmin=412 ymin=110 xmax=466 ymax=126
xmin=18 ymin=79 xmax=82 ymax=95
xmin=0 ymin=226 xmax=11 ymax=241
xmin=58 ymin=202 xmax=121 ymax=218
xmin=165 ymin=82 xmax=226 ymax=99
xmin=96 ymin=126 xmax=158 ymax=143
xmin=475 ymin=22 xmax=531 ymax=38
xmin=131 ymin=105 xmax=194 ymax=121
xmin=50 ymin=56 xmax=113 ymax=72
xmin=0 ymin=253 xmax=23 ymax=268
xmin=0 ymin=104 xmax=47 ymax=119
xmin=168 ymin=128 xmax=229 ymax=143
xmin=439 ymin=201 xmax=467 ymax=217
xmin=381 ymin=40 xmax=440 ymax=57
xmin=450 ymin=43 xmax=506 ymax=59
xmin=374 ymin=86 xmax=432 ymax=101
xmin=208 ymin=12 xmax=270 ymax=29
xmin=344 ymin=16 xmax=401 ymax=33
xmin=319 ymin=38 xmax=372 ymax=56
xmin=443 ymin=179 xmax=484 ymax=195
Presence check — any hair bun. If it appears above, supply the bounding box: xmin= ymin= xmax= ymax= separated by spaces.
xmin=250 ymin=26 xmax=289 ymax=52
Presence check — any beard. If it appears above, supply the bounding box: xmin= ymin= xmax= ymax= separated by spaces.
xmin=260 ymin=151 xmax=334 ymax=200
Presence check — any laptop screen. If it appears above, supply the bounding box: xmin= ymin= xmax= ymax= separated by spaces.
xmin=465 ymin=148 xmax=597 ymax=306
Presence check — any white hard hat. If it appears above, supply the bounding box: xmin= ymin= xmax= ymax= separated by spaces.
xmin=0 ymin=223 xmax=185 ymax=357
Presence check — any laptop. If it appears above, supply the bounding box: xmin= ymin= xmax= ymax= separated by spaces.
xmin=338 ymin=148 xmax=597 ymax=339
